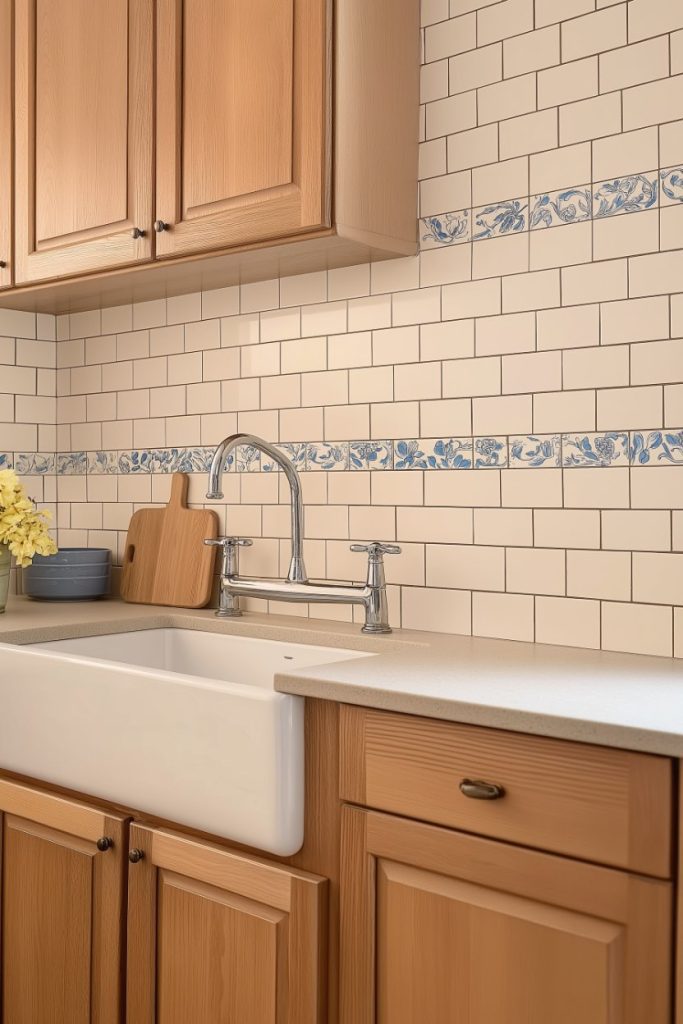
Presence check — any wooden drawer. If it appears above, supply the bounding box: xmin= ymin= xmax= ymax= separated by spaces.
xmin=340 ymin=705 xmax=673 ymax=878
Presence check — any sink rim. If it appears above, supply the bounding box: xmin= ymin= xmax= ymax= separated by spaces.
xmin=6 ymin=625 xmax=375 ymax=700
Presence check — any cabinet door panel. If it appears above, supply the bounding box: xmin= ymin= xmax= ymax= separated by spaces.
xmin=0 ymin=0 xmax=11 ymax=288
xmin=156 ymin=0 xmax=329 ymax=259
xmin=14 ymin=0 xmax=153 ymax=283
xmin=157 ymin=871 xmax=286 ymax=1024
xmin=0 ymin=779 xmax=128 ymax=1024
xmin=3 ymin=817 xmax=93 ymax=1024
xmin=341 ymin=807 xmax=672 ymax=1024
xmin=127 ymin=824 xmax=326 ymax=1024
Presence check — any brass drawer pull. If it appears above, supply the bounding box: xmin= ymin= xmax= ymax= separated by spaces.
xmin=460 ymin=778 xmax=505 ymax=801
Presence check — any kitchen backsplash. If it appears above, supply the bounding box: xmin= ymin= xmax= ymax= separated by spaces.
xmin=2 ymin=0 xmax=683 ymax=655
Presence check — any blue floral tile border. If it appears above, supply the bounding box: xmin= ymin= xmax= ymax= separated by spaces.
xmin=562 ymin=432 xmax=629 ymax=468
xmin=472 ymin=198 xmax=528 ymax=240
xmin=422 ymin=210 xmax=470 ymax=247
xmin=660 ymin=167 xmax=683 ymax=206
xmin=630 ymin=430 xmax=683 ymax=466
xmin=420 ymin=162 xmax=674 ymax=250
xmin=510 ymin=435 xmax=560 ymax=467
xmin=593 ymin=171 xmax=658 ymax=218
xmin=16 ymin=430 xmax=683 ymax=481
xmin=530 ymin=186 xmax=591 ymax=229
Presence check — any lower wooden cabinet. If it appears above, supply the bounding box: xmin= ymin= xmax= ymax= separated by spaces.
xmin=340 ymin=806 xmax=673 ymax=1024
xmin=0 ymin=778 xmax=128 ymax=1024
xmin=126 ymin=823 xmax=327 ymax=1024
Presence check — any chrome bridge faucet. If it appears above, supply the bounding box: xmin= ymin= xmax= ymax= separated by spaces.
xmin=205 ymin=433 xmax=400 ymax=634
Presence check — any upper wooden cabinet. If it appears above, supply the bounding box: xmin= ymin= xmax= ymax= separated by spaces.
xmin=0 ymin=778 xmax=129 ymax=1024
xmin=0 ymin=0 xmax=12 ymax=289
xmin=13 ymin=0 xmax=154 ymax=284
xmin=1 ymin=0 xmax=419 ymax=311
xmin=155 ymin=0 xmax=329 ymax=259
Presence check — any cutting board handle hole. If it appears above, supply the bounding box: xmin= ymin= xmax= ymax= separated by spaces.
xmin=125 ymin=544 xmax=135 ymax=564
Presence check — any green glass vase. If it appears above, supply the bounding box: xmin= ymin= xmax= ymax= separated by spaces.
xmin=0 ymin=544 xmax=10 ymax=613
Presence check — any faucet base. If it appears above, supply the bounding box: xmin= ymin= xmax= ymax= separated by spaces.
xmin=361 ymin=623 xmax=393 ymax=635
xmin=215 ymin=607 xmax=243 ymax=618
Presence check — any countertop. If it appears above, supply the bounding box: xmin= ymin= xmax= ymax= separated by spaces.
xmin=2 ymin=596 xmax=683 ymax=757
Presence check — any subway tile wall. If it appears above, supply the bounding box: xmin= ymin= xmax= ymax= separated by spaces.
xmin=2 ymin=0 xmax=683 ymax=654
xmin=0 ymin=310 xmax=57 ymax=592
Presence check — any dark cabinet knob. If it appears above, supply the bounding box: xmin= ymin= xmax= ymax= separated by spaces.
xmin=128 ymin=848 xmax=145 ymax=863
xmin=154 ymin=220 xmax=170 ymax=232
xmin=0 ymin=260 xmax=6 ymax=269
xmin=131 ymin=227 xmax=146 ymax=239
xmin=96 ymin=836 xmax=113 ymax=852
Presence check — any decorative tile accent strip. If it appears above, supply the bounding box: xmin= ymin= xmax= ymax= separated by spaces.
xmin=562 ymin=433 xmax=629 ymax=468
xmin=592 ymin=172 xmax=658 ymax=218
xmin=421 ymin=210 xmax=470 ymax=247
xmin=474 ymin=437 xmax=508 ymax=468
xmin=88 ymin=451 xmax=118 ymax=474
xmin=421 ymin=162 xmax=670 ymax=250
xmin=57 ymin=452 xmax=87 ymax=475
xmin=660 ymin=168 xmax=683 ymax=205
xmin=308 ymin=443 xmax=349 ymax=471
xmin=52 ymin=431 xmax=683 ymax=477
xmin=13 ymin=453 xmax=55 ymax=474
xmin=349 ymin=442 xmax=392 ymax=471
xmin=509 ymin=435 xmax=561 ymax=468
xmin=472 ymin=199 xmax=527 ymax=240
xmin=393 ymin=439 xmax=430 ymax=469
xmin=277 ymin=443 xmax=307 ymax=469
xmin=0 ymin=453 xmax=13 ymax=469
xmin=530 ymin=186 xmax=591 ymax=229
xmin=630 ymin=431 xmax=683 ymax=465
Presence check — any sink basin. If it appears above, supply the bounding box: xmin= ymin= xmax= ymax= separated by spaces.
xmin=0 ymin=628 xmax=372 ymax=855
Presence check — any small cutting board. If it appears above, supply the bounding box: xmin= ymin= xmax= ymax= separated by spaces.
xmin=120 ymin=473 xmax=219 ymax=608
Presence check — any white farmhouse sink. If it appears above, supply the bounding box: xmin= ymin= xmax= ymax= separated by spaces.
xmin=0 ymin=628 xmax=372 ymax=855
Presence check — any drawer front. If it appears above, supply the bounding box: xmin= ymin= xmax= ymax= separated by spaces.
xmin=340 ymin=706 xmax=673 ymax=877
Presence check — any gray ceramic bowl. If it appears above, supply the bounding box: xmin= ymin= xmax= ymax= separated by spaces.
xmin=24 ymin=548 xmax=112 ymax=601
xmin=26 ymin=564 xmax=111 ymax=580
xmin=31 ymin=547 xmax=110 ymax=567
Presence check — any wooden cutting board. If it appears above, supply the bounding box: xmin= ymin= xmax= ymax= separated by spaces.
xmin=120 ymin=473 xmax=219 ymax=608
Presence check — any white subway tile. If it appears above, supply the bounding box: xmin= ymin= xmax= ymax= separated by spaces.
xmin=603 ymin=509 xmax=671 ymax=551
xmin=600 ymin=296 xmax=669 ymax=345
xmin=602 ymin=601 xmax=672 ymax=656
xmin=473 ymin=591 xmax=535 ymax=640
xmin=564 ymin=466 xmax=630 ymax=507
xmin=534 ymin=509 xmax=601 ymax=547
xmin=474 ymin=507 xmax=533 ymax=545
xmin=502 ymin=467 xmax=563 ymax=506
xmin=402 ymin=587 xmax=472 ymax=635
xmin=536 ymin=596 xmax=600 ymax=648
xmin=567 ymin=549 xmax=631 ymax=600
xmin=427 ymin=543 xmax=505 ymax=590
xmin=597 ymin=385 xmax=662 ymax=429
xmin=533 ymin=389 xmax=595 ymax=431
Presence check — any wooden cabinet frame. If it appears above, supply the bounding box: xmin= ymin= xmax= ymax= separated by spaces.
xmin=126 ymin=823 xmax=328 ymax=1023
xmin=13 ymin=0 xmax=154 ymax=283
xmin=0 ymin=0 xmax=12 ymax=289
xmin=0 ymin=778 xmax=128 ymax=1024
xmin=340 ymin=806 xmax=672 ymax=1024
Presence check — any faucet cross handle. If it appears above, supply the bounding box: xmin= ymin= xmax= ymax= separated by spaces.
xmin=204 ymin=536 xmax=253 ymax=550
xmin=204 ymin=537 xmax=253 ymax=618
xmin=350 ymin=541 xmax=401 ymax=560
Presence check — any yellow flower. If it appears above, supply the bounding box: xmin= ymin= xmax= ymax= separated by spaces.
xmin=0 ymin=468 xmax=57 ymax=567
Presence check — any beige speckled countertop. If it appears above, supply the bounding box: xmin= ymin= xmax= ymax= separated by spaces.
xmin=2 ymin=595 xmax=683 ymax=757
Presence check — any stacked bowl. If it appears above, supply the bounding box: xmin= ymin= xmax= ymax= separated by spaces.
xmin=23 ymin=548 xmax=111 ymax=601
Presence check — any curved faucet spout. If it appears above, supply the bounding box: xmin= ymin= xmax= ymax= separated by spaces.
xmin=207 ymin=433 xmax=307 ymax=583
